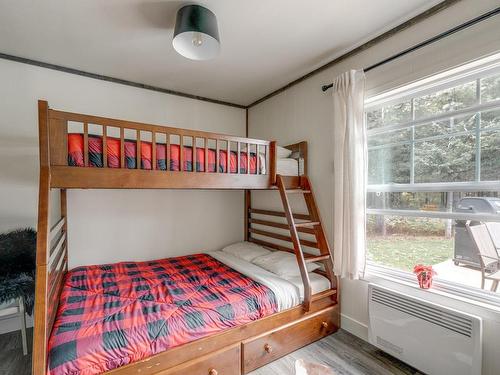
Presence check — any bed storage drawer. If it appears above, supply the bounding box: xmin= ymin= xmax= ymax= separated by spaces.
xmin=158 ymin=343 xmax=241 ymax=375
xmin=242 ymin=306 xmax=337 ymax=373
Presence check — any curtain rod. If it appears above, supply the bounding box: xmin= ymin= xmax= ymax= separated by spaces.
xmin=321 ymin=7 xmax=500 ymax=92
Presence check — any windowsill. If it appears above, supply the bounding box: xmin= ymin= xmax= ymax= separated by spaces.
xmin=363 ymin=263 xmax=500 ymax=313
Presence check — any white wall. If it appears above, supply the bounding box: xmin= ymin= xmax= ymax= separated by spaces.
xmin=248 ymin=1 xmax=500 ymax=374
xmin=0 ymin=59 xmax=246 ymax=331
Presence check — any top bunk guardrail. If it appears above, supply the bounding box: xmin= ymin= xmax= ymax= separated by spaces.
xmin=39 ymin=100 xmax=299 ymax=190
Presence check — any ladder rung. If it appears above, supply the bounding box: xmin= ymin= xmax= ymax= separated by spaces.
xmin=249 ymin=208 xmax=310 ymax=221
xmin=305 ymin=255 xmax=330 ymax=263
xmin=312 ymin=289 xmax=337 ymax=301
xmin=294 ymin=221 xmax=320 ymax=227
xmin=286 ymin=189 xmax=311 ymax=194
xmin=249 ymin=228 xmax=319 ymax=248
xmin=249 ymin=237 xmax=296 ymax=255
xmin=249 ymin=218 xmax=316 ymax=234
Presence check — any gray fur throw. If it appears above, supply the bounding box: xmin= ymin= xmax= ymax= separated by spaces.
xmin=0 ymin=228 xmax=36 ymax=315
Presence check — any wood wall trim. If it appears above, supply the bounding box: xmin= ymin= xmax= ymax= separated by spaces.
xmin=0 ymin=53 xmax=245 ymax=109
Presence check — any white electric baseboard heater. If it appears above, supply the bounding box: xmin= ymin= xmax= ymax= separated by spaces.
xmin=368 ymin=284 xmax=482 ymax=375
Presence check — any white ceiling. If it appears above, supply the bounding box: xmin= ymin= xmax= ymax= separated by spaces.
xmin=0 ymin=0 xmax=443 ymax=106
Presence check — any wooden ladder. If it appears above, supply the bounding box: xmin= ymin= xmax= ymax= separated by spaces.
xmin=276 ymin=174 xmax=337 ymax=311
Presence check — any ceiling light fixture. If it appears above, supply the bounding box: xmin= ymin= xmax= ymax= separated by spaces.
xmin=172 ymin=4 xmax=220 ymax=61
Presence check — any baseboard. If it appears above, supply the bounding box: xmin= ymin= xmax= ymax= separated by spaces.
xmin=340 ymin=313 xmax=368 ymax=341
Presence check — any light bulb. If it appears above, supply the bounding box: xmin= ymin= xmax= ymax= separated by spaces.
xmin=192 ymin=32 xmax=203 ymax=47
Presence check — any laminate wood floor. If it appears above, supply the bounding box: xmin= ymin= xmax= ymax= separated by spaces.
xmin=0 ymin=327 xmax=32 ymax=375
xmin=0 ymin=328 xmax=423 ymax=375
xmin=248 ymin=330 xmax=424 ymax=375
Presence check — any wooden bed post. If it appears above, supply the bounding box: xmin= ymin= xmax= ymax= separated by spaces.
xmin=244 ymin=190 xmax=251 ymax=241
xmin=61 ymin=188 xmax=68 ymax=263
xmin=269 ymin=141 xmax=277 ymax=185
xmin=33 ymin=100 xmax=51 ymax=375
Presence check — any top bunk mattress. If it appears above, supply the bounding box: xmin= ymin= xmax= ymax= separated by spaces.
xmin=277 ymin=157 xmax=300 ymax=176
xmin=67 ymin=133 xmax=265 ymax=174
xmin=67 ymin=134 xmax=301 ymax=176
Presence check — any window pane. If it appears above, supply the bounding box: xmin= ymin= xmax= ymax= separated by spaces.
xmin=366 ymin=108 xmax=382 ymax=130
xmin=367 ymin=191 xmax=451 ymax=211
xmin=382 ymin=100 xmax=412 ymax=125
xmin=367 ymin=215 xmax=453 ymax=272
xmin=480 ymin=108 xmax=500 ymax=130
xmin=414 ymin=134 xmax=475 ymax=183
xmin=414 ymin=113 xmax=476 ymax=140
xmin=481 ymin=131 xmax=500 ymax=181
xmin=365 ymin=59 xmax=500 ymax=295
xmin=367 ymin=191 xmax=500 ymax=210
xmin=367 ymin=190 xmax=500 ymax=289
xmin=414 ymin=80 xmax=477 ymax=119
xmin=368 ymin=128 xmax=410 ymax=147
xmin=366 ymin=100 xmax=412 ymax=130
xmin=480 ymin=73 xmax=500 ymax=103
xmin=368 ymin=145 xmax=410 ymax=184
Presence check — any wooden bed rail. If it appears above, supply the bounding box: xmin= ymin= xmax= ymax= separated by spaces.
xmin=33 ymin=196 xmax=68 ymax=375
xmin=40 ymin=100 xmax=279 ymax=189
xmin=34 ymin=101 xmax=69 ymax=375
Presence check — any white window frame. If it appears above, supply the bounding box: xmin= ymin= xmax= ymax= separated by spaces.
xmin=364 ymin=53 xmax=500 ymax=305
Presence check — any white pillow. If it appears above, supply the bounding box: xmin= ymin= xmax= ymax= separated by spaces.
xmin=252 ymin=251 xmax=320 ymax=278
xmin=277 ymin=146 xmax=292 ymax=159
xmin=221 ymin=241 xmax=271 ymax=262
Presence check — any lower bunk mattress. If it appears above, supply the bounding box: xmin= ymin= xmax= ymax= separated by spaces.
xmin=48 ymin=252 xmax=330 ymax=375
xmin=47 ymin=253 xmax=278 ymax=375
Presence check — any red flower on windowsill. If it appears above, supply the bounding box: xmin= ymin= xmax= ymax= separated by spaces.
xmin=413 ymin=264 xmax=437 ymax=289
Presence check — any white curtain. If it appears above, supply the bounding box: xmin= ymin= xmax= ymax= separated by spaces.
xmin=332 ymin=70 xmax=367 ymax=280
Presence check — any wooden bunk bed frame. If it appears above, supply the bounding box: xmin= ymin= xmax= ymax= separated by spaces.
xmin=34 ymin=100 xmax=339 ymax=375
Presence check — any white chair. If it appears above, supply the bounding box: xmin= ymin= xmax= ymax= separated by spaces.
xmin=466 ymin=222 xmax=500 ymax=292
xmin=485 ymin=222 xmax=500 ymax=255
xmin=0 ymin=296 xmax=28 ymax=355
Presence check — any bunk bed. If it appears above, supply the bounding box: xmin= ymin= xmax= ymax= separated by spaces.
xmin=34 ymin=100 xmax=339 ymax=375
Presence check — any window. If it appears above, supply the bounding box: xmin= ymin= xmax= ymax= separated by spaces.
xmin=365 ymin=57 xmax=500 ymax=296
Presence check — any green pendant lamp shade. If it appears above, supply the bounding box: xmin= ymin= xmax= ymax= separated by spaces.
xmin=173 ymin=5 xmax=220 ymax=60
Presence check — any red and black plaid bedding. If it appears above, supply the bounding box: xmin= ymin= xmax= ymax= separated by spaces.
xmin=67 ymin=134 xmax=262 ymax=173
xmin=48 ymin=254 xmax=277 ymax=375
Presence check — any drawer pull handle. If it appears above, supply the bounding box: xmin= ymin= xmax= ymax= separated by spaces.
xmin=264 ymin=344 xmax=273 ymax=353
xmin=321 ymin=321 xmax=329 ymax=329
xmin=209 ymin=369 xmax=218 ymax=375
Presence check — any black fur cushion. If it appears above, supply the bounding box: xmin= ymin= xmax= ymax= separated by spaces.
xmin=0 ymin=228 xmax=36 ymax=314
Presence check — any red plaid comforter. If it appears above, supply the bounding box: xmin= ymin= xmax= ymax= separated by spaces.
xmin=67 ymin=134 xmax=262 ymax=173
xmin=47 ymin=254 xmax=277 ymax=375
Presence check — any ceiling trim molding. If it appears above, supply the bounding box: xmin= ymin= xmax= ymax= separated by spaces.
xmin=247 ymin=0 xmax=462 ymax=108
xmin=0 ymin=0 xmax=463 ymax=110
xmin=0 ymin=52 xmax=246 ymax=109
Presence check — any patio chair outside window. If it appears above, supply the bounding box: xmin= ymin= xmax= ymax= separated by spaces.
xmin=466 ymin=222 xmax=500 ymax=292
xmin=485 ymin=223 xmax=500 ymax=254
